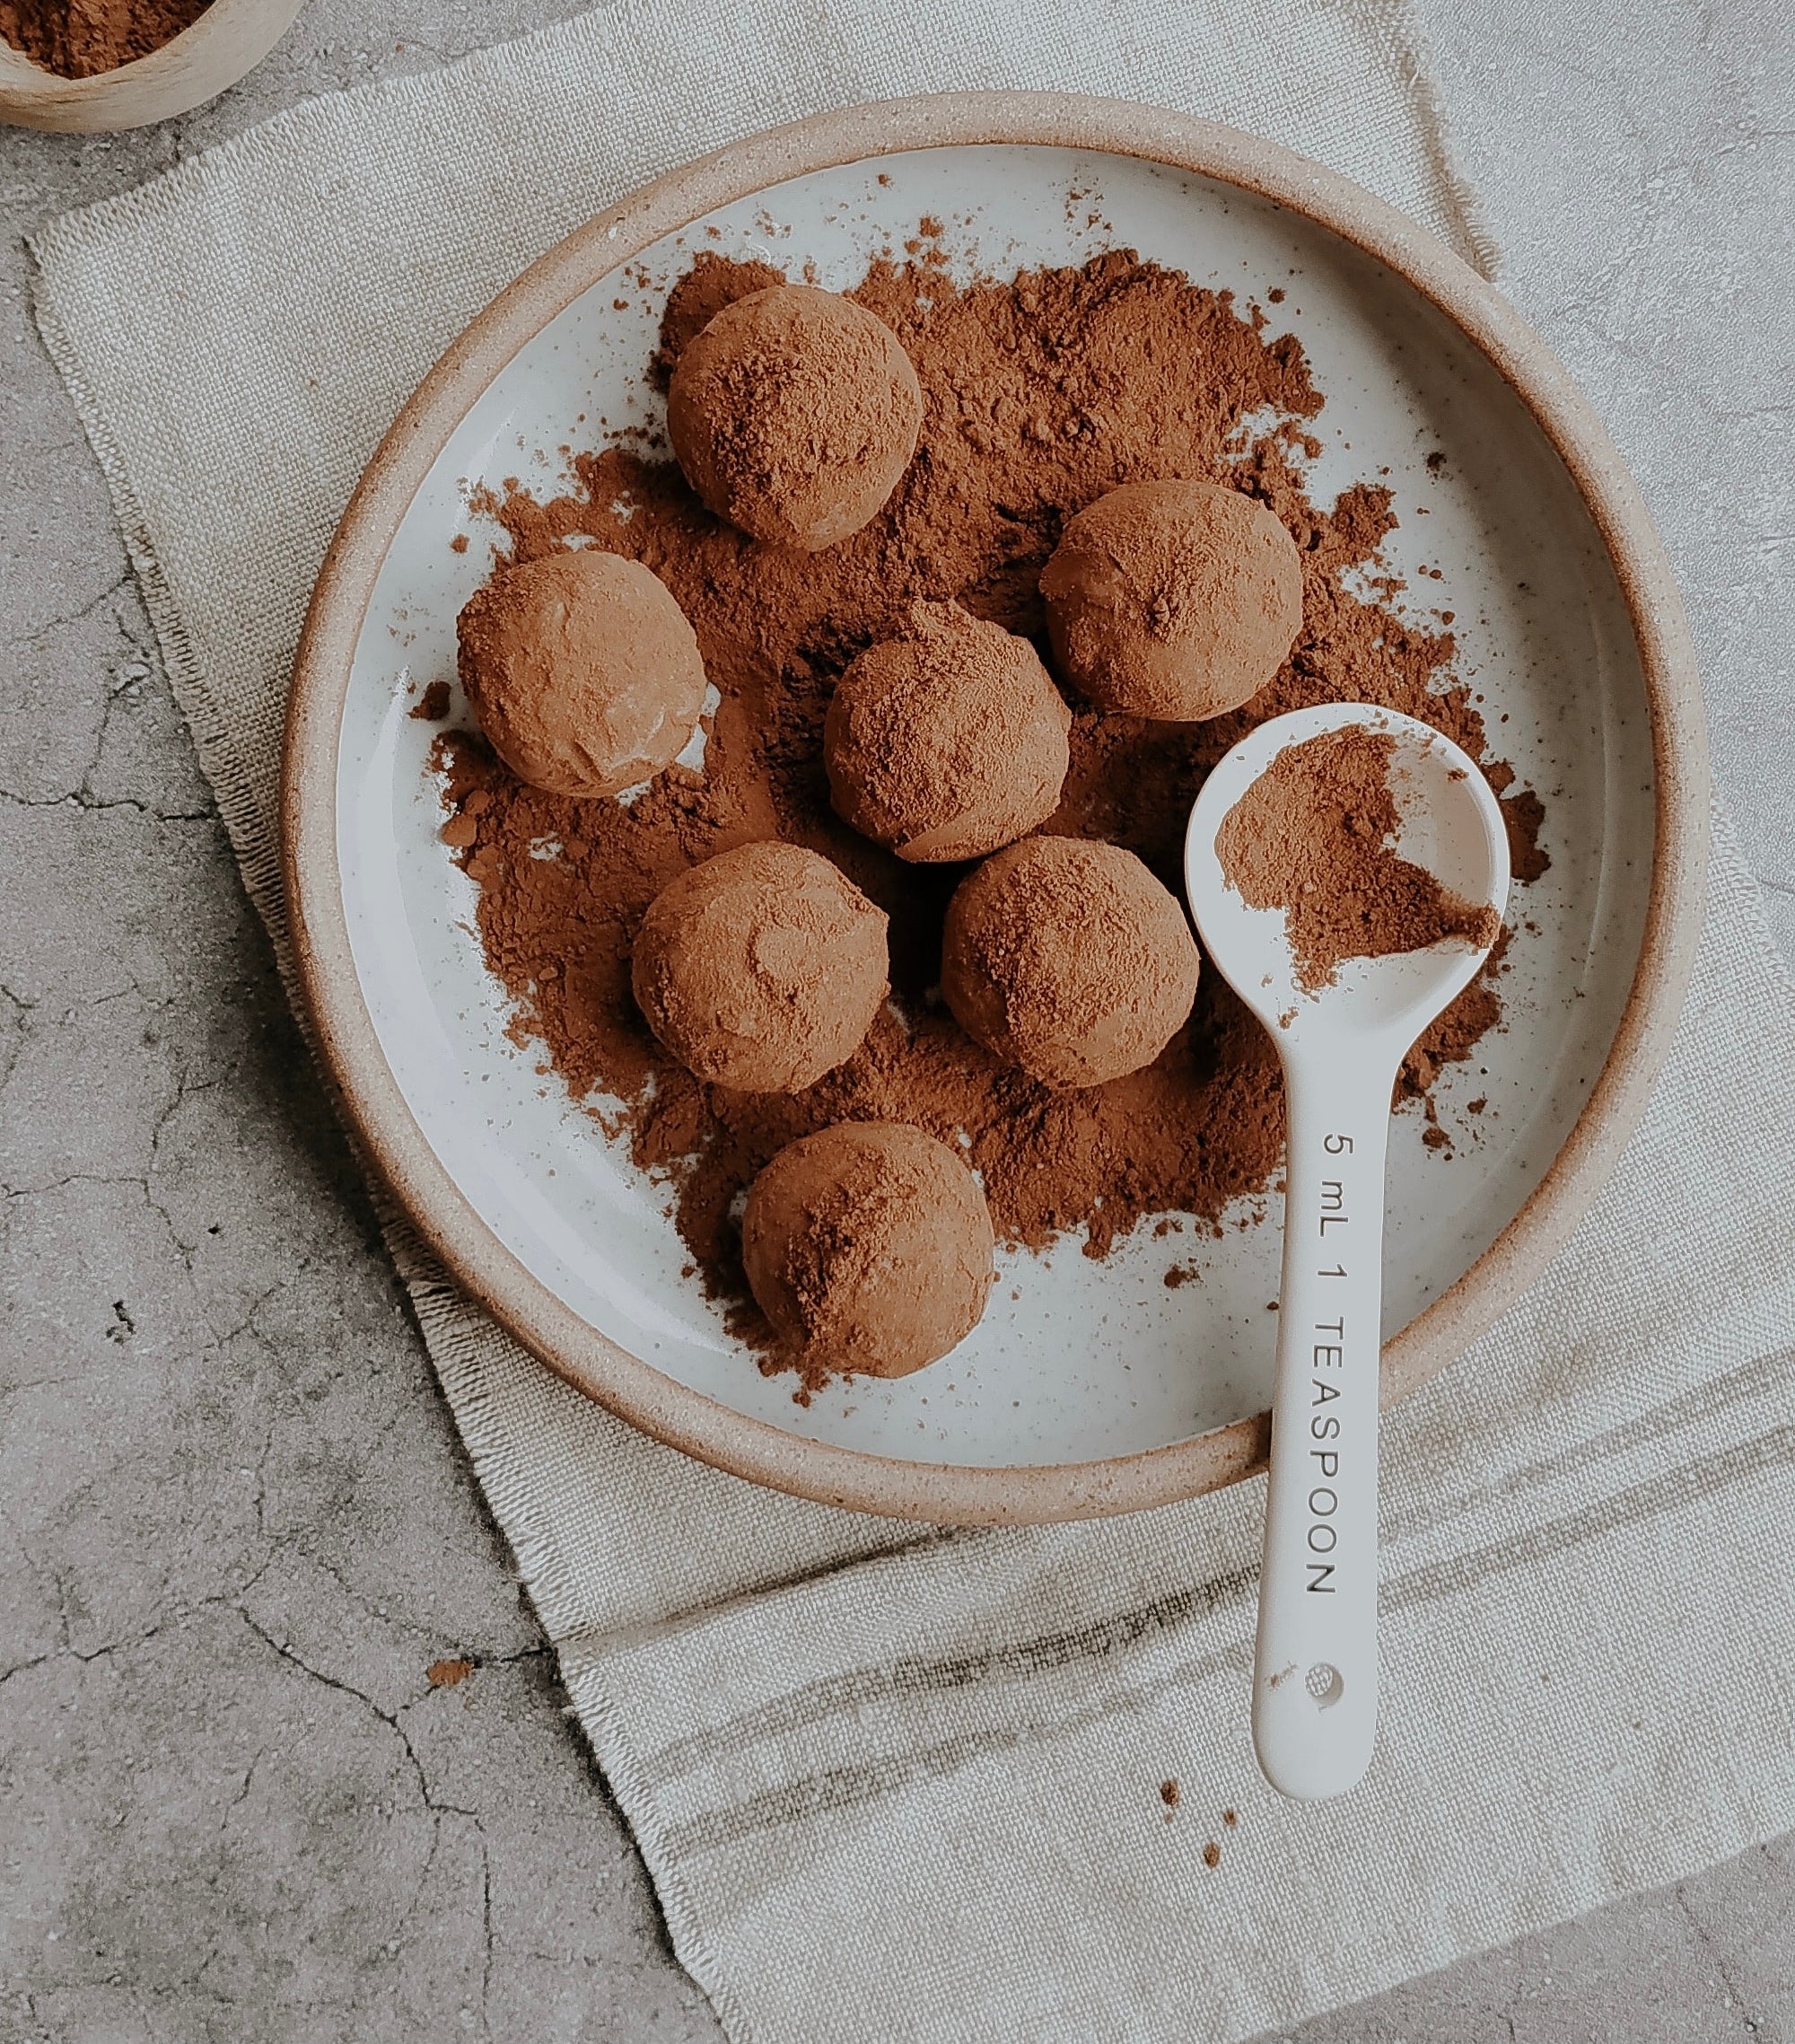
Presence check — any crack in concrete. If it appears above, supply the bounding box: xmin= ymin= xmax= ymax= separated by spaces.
xmin=1672 ymin=1882 xmax=1769 ymax=2037
xmin=0 ymin=1518 xmax=296 ymax=1685
xmin=0 ymin=785 xmax=214 ymax=823
xmin=250 ymin=1411 xmax=279 ymax=1543
xmin=0 ymin=1371 xmax=88 ymax=1400
xmin=0 ymin=1650 xmax=56 ymax=1689
xmin=479 ymin=1834 xmax=495 ymax=2037
xmin=0 ymin=984 xmax=32 ymax=1093
xmin=490 ymin=1644 xmax=553 ymax=1667
xmin=236 ymin=1607 xmax=480 ymax=1825
xmin=16 ymin=570 xmax=133 ymax=646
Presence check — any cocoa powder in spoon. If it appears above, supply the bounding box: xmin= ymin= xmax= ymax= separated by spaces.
xmin=434 ymin=247 xmax=1545 ymax=1325
xmin=1216 ymin=724 xmax=1503 ymax=993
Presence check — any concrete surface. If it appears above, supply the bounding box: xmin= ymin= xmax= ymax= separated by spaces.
xmin=2 ymin=1 xmax=1791 ymax=2038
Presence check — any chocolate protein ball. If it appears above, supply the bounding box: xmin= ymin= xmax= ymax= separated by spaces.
xmin=824 ymin=601 xmax=1073 ymax=863
xmin=1039 ymin=478 xmax=1303 ymax=721
xmin=667 ymin=285 xmax=924 ymax=551
xmin=941 ymin=836 xmax=1201 ymax=1088
xmin=741 ymin=1121 xmax=996 ymax=1378
xmin=457 ymin=550 xmax=707 ymax=798
xmin=632 ymin=841 xmax=889 ymax=1093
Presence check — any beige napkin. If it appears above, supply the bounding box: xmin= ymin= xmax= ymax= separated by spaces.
xmin=31 ymin=2 xmax=1795 ymax=2037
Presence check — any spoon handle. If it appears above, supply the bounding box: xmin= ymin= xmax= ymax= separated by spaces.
xmin=1252 ymin=1051 xmax=1394 ymax=1800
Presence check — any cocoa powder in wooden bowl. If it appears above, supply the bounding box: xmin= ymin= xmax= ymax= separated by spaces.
xmin=0 ymin=0 xmax=305 ymax=130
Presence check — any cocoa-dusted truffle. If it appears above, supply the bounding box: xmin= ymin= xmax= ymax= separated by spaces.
xmin=741 ymin=1121 xmax=995 ymax=1378
xmin=632 ymin=841 xmax=888 ymax=1093
xmin=457 ymin=550 xmax=706 ymax=798
xmin=667 ymin=285 xmax=924 ymax=551
xmin=941 ymin=836 xmax=1201 ymax=1087
xmin=824 ymin=601 xmax=1073 ymax=863
xmin=1040 ymin=479 xmax=1302 ymax=721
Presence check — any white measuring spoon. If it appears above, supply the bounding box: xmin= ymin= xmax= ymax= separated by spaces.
xmin=1184 ymin=703 xmax=1510 ymax=1800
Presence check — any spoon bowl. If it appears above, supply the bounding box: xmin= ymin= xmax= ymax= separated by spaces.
xmin=1186 ymin=701 xmax=1512 ymax=1056
xmin=1184 ymin=701 xmax=1510 ymax=1800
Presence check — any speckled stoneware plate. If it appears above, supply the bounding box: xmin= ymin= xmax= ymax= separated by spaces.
xmin=285 ymin=94 xmax=1705 ymax=1523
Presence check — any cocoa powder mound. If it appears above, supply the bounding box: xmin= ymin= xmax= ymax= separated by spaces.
xmin=1 ymin=0 xmax=207 ymax=75
xmin=439 ymin=248 xmax=1547 ymax=1320
xmin=1216 ymin=725 xmax=1503 ymax=993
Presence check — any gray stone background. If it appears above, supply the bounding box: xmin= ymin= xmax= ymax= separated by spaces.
xmin=2 ymin=0 xmax=1791 ymax=2036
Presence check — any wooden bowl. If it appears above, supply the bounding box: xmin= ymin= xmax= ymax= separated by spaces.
xmin=285 ymin=94 xmax=1708 ymax=1524
xmin=0 ymin=0 xmax=307 ymax=132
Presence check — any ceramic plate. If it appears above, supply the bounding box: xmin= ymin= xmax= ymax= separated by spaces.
xmin=285 ymin=97 xmax=1704 ymax=1522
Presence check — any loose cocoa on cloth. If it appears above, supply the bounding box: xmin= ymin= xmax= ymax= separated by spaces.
xmin=1216 ymin=724 xmax=1503 ymax=993
xmin=0 ymin=0 xmax=207 ymax=75
xmin=436 ymin=247 xmax=1548 ymax=1327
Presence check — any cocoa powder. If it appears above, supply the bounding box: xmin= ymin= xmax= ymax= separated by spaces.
xmin=1 ymin=0 xmax=208 ymax=76
xmin=1216 ymin=724 xmax=1503 ymax=993
xmin=436 ymin=247 xmax=1547 ymax=1329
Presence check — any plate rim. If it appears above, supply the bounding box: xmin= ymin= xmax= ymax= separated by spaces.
xmin=282 ymin=91 xmax=1709 ymax=1526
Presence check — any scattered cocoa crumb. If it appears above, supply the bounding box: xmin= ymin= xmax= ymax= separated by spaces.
xmin=426 ymin=1657 xmax=475 ymax=1688
xmin=1163 ymin=1265 xmax=1199 ymax=1289
xmin=450 ymin=532 xmax=470 ymax=555
xmin=1160 ymin=1778 xmax=1180 ymax=1808
xmin=410 ymin=679 xmax=452 ymax=722
xmin=1203 ymin=1840 xmax=1222 ymax=1869
xmin=1222 ymin=1808 xmax=1238 ymax=1828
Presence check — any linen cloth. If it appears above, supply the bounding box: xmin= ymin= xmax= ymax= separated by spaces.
xmin=29 ymin=2 xmax=1795 ymax=2036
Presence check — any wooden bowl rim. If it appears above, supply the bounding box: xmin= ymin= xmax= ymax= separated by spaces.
xmin=284 ymin=92 xmax=1709 ymax=1525
xmin=0 ymin=0 xmax=308 ymax=131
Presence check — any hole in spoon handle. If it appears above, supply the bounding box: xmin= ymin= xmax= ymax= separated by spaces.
xmin=1253 ymin=1053 xmax=1394 ymax=1801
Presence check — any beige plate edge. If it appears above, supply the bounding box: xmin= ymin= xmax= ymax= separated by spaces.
xmin=282 ymin=92 xmax=1710 ymax=1526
